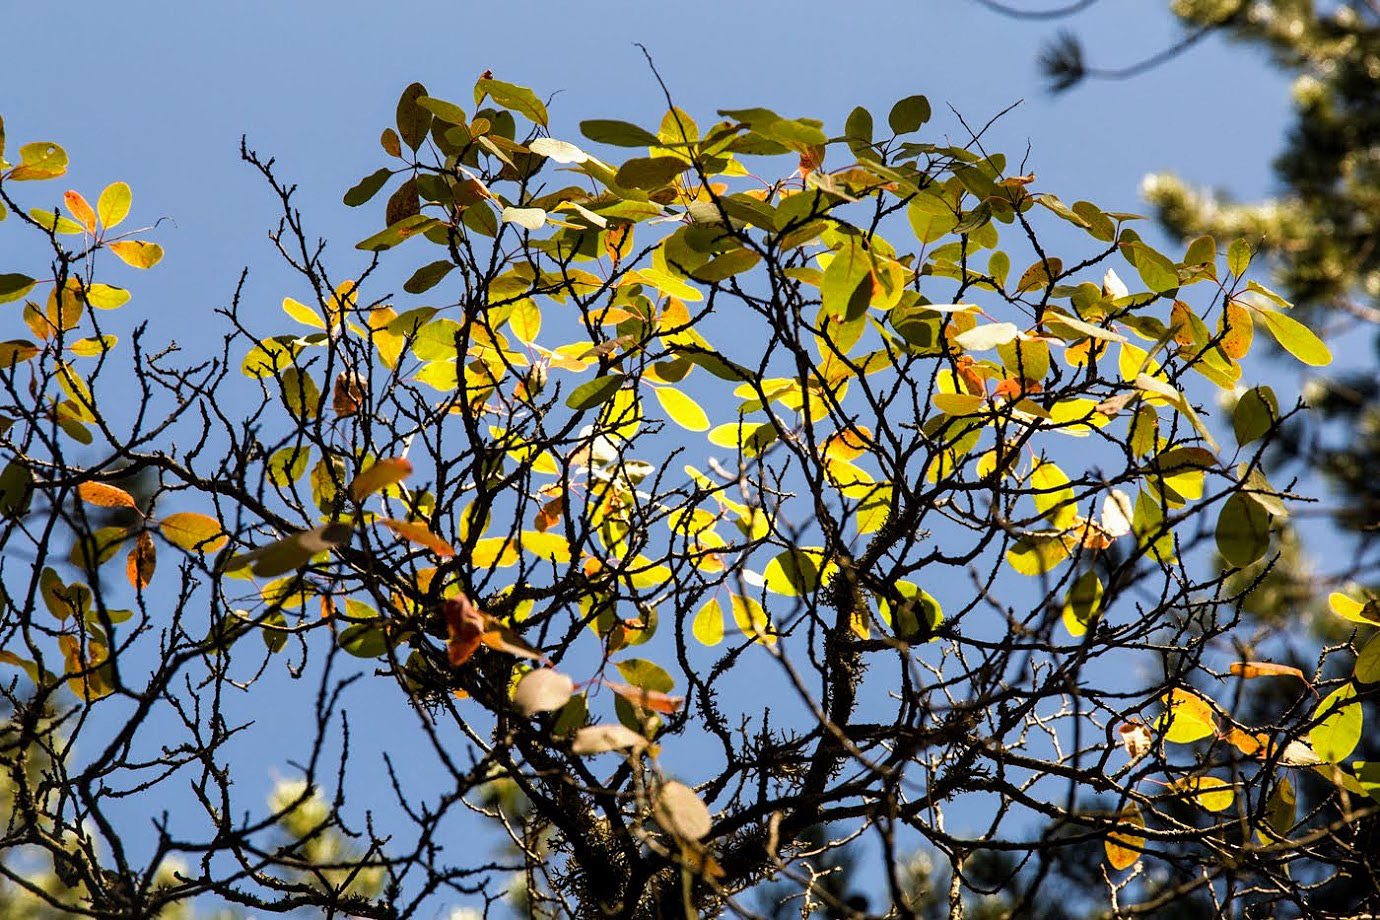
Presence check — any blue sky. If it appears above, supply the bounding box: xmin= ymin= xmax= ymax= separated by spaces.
xmin=2 ymin=1 xmax=1311 ymax=913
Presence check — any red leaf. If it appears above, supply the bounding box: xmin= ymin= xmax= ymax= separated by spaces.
xmin=444 ymin=596 xmax=485 ymax=666
xmin=607 ymin=681 xmax=684 ymax=714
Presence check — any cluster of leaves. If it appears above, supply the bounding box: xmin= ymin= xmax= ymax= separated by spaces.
xmin=0 ymin=68 xmax=1362 ymax=918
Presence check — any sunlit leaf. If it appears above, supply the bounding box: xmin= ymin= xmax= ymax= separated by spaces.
xmin=159 ymin=512 xmax=228 ymax=552
xmin=654 ymin=780 xmax=712 ymax=842
xmin=349 ymin=456 xmax=413 ymax=502
xmin=10 ymin=141 xmax=68 ymax=180
xmin=566 ymin=374 xmax=625 ymax=410
xmin=97 ymin=181 xmax=131 ymax=228
xmin=1104 ymin=806 xmax=1144 ymax=871
xmin=379 ymin=518 xmax=455 ymax=556
xmin=126 ymin=531 xmax=155 ymax=590
xmin=1158 ymin=688 xmax=1216 ymax=743
xmin=1216 ymin=492 xmax=1271 ymax=568
xmin=1230 ymin=661 xmax=1306 ymax=682
xmin=63 ymin=190 xmax=97 ymax=233
xmin=1254 ymin=306 xmax=1331 ymax=366
xmin=76 ymin=481 xmax=139 ymax=511
xmin=570 ymin=723 xmax=649 ymax=755
xmin=1061 ymin=571 xmax=1103 ymax=638
xmin=692 ymin=597 xmax=724 ymax=646
xmin=1310 ymin=683 xmax=1361 ymax=763
xmin=513 ymin=668 xmax=575 ymax=716
xmin=107 ymin=241 xmax=163 ymax=269
xmin=1169 ymin=775 xmax=1235 ymax=812
xmin=224 ymin=522 xmax=351 ymax=577
xmin=652 ymin=385 xmax=710 ymax=432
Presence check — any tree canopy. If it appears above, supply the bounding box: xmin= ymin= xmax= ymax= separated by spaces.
xmin=0 ymin=66 xmax=1371 ymax=918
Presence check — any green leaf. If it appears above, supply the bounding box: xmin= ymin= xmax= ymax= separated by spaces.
xmin=615 ymin=657 xmax=674 ymax=693
xmin=396 ymin=82 xmax=432 ymax=151
xmin=279 ymin=367 xmax=320 ymax=420
xmin=1255 ymin=307 xmax=1331 ymax=366
xmin=338 ymin=622 xmax=389 ymax=658
xmin=476 ymin=78 xmax=548 ymax=127
xmin=1121 ymin=241 xmax=1179 ymax=293
xmin=1215 ymin=492 xmax=1270 ymax=568
xmin=224 ymin=523 xmax=353 ymax=578
xmin=403 ymin=259 xmax=455 ymax=294
xmin=343 ymin=168 xmax=392 ymax=207
xmin=887 ymin=95 xmax=931 ymax=134
xmin=355 ymin=215 xmax=440 ymax=251
xmin=261 ymin=610 xmax=289 ymax=653
xmin=1355 ymin=632 xmax=1380 ymax=684
xmin=0 ymin=274 xmax=36 ymax=304
xmin=763 ymin=548 xmax=821 ymax=596
xmin=1232 ymin=386 xmax=1278 ymax=447
xmin=1227 ymin=238 xmax=1252 ymax=277
xmin=9 ymin=141 xmax=68 ymax=180
xmin=821 ymin=239 xmax=871 ymax=320
xmin=565 ymin=374 xmax=625 ymax=411
xmin=1310 ymin=683 xmax=1362 ymax=763
xmin=1061 ymin=571 xmax=1103 ymax=637
xmin=613 ymin=156 xmax=687 ymax=190
xmin=416 ymin=95 xmax=467 ymax=126
xmin=579 ymin=119 xmax=660 ymax=147
xmin=268 ymin=447 xmax=311 ymax=487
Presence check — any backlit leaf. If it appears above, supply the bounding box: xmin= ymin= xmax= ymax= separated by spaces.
xmin=1310 ymin=683 xmax=1361 ymax=763
xmin=98 ymin=181 xmax=131 ymax=228
xmin=349 ymin=456 xmax=413 ymax=502
xmin=107 ymin=241 xmax=163 ymax=269
xmin=10 ymin=141 xmax=68 ymax=180
xmin=652 ymin=386 xmax=709 ymax=432
xmin=570 ymin=723 xmax=648 ymax=755
xmin=692 ymin=597 xmax=724 ymax=646
xmin=76 ymin=482 xmax=138 ymax=511
xmin=513 ymin=668 xmax=575 ymax=716
xmin=126 ymin=531 xmax=155 ymax=590
xmin=1216 ymin=492 xmax=1270 ymax=568
xmin=1061 ymin=571 xmax=1103 ymax=638
xmin=1169 ymin=775 xmax=1234 ymax=812
xmin=1230 ymin=661 xmax=1306 ymax=682
xmin=475 ymin=78 xmax=548 ymax=127
xmin=224 ymin=522 xmax=351 ymax=577
xmin=379 ymin=518 xmax=455 ymax=556
xmin=1254 ymin=306 xmax=1331 ymax=366
xmin=654 ymin=780 xmax=712 ymax=842
xmin=63 ymin=190 xmax=97 ymax=233
xmin=1104 ymin=806 xmax=1144 ymax=871
xmin=1158 ymin=688 xmax=1216 ymax=743
xmin=566 ymin=374 xmax=624 ymax=411
xmin=159 ymin=512 xmax=228 ymax=552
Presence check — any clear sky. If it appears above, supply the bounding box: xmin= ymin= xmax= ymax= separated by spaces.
xmin=2 ymin=1 xmax=1305 ymax=913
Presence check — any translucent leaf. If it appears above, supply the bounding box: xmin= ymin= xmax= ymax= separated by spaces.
xmin=1355 ymin=633 xmax=1380 ymax=684
xmin=1233 ymin=386 xmax=1278 ymax=447
xmin=378 ymin=519 xmax=455 ymax=556
xmin=1169 ymin=776 xmax=1234 ymax=812
xmin=282 ymin=297 xmax=325 ymax=329
xmin=63 ymin=190 xmax=97 ymax=233
xmin=1157 ymin=688 xmax=1216 ymax=743
xmin=1254 ymin=306 xmax=1331 ymax=367
xmin=107 ymin=241 xmax=163 ymax=269
xmin=1227 ymin=238 xmax=1252 ymax=277
xmin=349 ymin=456 xmax=413 ymax=502
xmin=692 ymin=597 xmax=724 ymax=646
xmin=159 ymin=512 xmax=228 ymax=552
xmin=528 ymin=137 xmax=589 ymax=163
xmin=1230 ymin=660 xmax=1306 ymax=682
xmin=475 ymin=77 xmax=548 ymax=127
xmin=609 ymin=682 xmax=683 ymax=714
xmin=1328 ymin=592 xmax=1380 ymax=625
xmin=1264 ymin=775 xmax=1295 ymax=838
xmin=1005 ymin=532 xmax=1069 ymax=576
xmin=513 ymin=668 xmax=575 ymax=716
xmin=654 ymin=780 xmax=712 ymax=842
xmin=10 ymin=141 xmax=68 ymax=180
xmin=1104 ymin=806 xmax=1144 ymax=871
xmin=1061 ymin=571 xmax=1103 ymax=638
xmin=338 ymin=622 xmax=389 ymax=658
xmin=1030 ymin=460 xmax=1076 ymax=528
xmin=97 ymin=181 xmax=131 ymax=228
xmin=268 ymin=447 xmax=311 ymax=488
xmin=730 ymin=593 xmax=774 ymax=645
xmin=652 ymin=386 xmax=709 ymax=432
xmin=126 ymin=531 xmax=155 ymax=590
xmin=1219 ymin=301 xmax=1252 ymax=359
xmin=76 ymin=482 xmax=138 ymax=510
xmin=1310 ymin=683 xmax=1361 ymax=763
xmin=509 ymin=298 xmax=541 ymax=345
xmin=84 ymin=283 xmax=130 ymax=309
xmin=0 ymin=340 xmax=40 ymax=368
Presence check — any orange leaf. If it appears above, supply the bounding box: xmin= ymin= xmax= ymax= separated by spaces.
xmin=107 ymin=240 xmax=164 ymax=269
xmin=126 ymin=531 xmax=156 ymax=590
xmin=1104 ymin=806 xmax=1145 ymax=871
xmin=608 ymin=681 xmax=685 ymax=714
xmin=350 ymin=456 xmax=413 ymax=501
xmin=534 ymin=495 xmax=564 ymax=532
xmin=77 ymin=481 xmax=140 ymax=511
xmin=1229 ymin=661 xmax=1305 ymax=682
xmin=1219 ymin=301 xmax=1253 ymax=359
xmin=333 ymin=371 xmax=365 ymax=417
xmin=379 ymin=518 xmax=455 ymax=556
xmin=443 ymin=596 xmax=484 ymax=666
xmin=64 ymin=190 xmax=97 ymax=233
xmin=1224 ymin=727 xmax=1269 ymax=757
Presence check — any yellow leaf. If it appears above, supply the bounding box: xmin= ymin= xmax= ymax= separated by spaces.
xmin=692 ymin=597 xmax=724 ymax=646
xmin=471 ymin=536 xmax=520 ymax=568
xmin=730 ymin=592 xmax=774 ymax=645
xmin=1157 ymin=688 xmax=1217 ymax=743
xmin=1169 ymin=775 xmax=1235 ymax=812
xmin=97 ymin=181 xmax=132 ymax=229
xmin=509 ymin=297 xmax=541 ymax=344
xmin=107 ymin=240 xmax=164 ymax=269
xmin=652 ymin=385 xmax=710 ymax=432
xmin=159 ymin=512 xmax=228 ymax=552
xmin=283 ymin=296 xmax=326 ymax=329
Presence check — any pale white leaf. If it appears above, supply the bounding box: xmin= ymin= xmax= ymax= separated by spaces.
xmin=501 ymin=207 xmax=547 ymax=231
xmin=570 ymin=724 xmax=648 ymax=755
xmin=528 ymin=138 xmax=590 ymax=164
xmin=513 ymin=668 xmax=575 ymax=716
xmin=653 ymin=780 xmax=713 ymax=841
